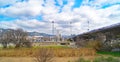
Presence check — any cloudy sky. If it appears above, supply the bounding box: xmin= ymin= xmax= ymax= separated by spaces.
xmin=0 ymin=0 xmax=120 ymax=35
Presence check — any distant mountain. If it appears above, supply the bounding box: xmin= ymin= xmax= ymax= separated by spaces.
xmin=73 ymin=22 xmax=120 ymax=40
xmin=0 ymin=28 xmax=53 ymax=37
xmin=0 ymin=28 xmax=72 ymax=38
xmin=77 ymin=22 xmax=120 ymax=36
xmin=27 ymin=32 xmax=52 ymax=37
xmin=0 ymin=28 xmax=13 ymax=34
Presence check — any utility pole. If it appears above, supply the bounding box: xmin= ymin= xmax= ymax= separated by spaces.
xmin=70 ymin=22 xmax=73 ymax=42
xmin=56 ymin=29 xmax=61 ymax=42
xmin=52 ymin=21 xmax=55 ymax=42
xmin=70 ymin=22 xmax=72 ymax=36
xmin=87 ymin=20 xmax=90 ymax=31
xmin=70 ymin=21 xmax=76 ymax=47
xmin=87 ymin=20 xmax=90 ymax=41
xmin=52 ymin=21 xmax=54 ymax=36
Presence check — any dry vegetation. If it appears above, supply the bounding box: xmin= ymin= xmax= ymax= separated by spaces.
xmin=0 ymin=48 xmax=96 ymax=57
xmin=0 ymin=57 xmax=79 ymax=62
xmin=35 ymin=48 xmax=54 ymax=62
xmin=0 ymin=47 xmax=97 ymax=62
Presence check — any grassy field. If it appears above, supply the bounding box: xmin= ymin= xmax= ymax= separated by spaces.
xmin=97 ymin=51 xmax=120 ymax=57
xmin=0 ymin=46 xmax=119 ymax=62
xmin=0 ymin=46 xmax=96 ymax=57
xmin=0 ymin=46 xmax=96 ymax=62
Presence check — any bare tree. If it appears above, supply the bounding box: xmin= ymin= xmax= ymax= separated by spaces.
xmin=0 ymin=29 xmax=31 ymax=48
xmin=14 ymin=29 xmax=31 ymax=48
xmin=1 ymin=32 xmax=8 ymax=48
xmin=34 ymin=48 xmax=54 ymax=62
xmin=0 ymin=30 xmax=15 ymax=48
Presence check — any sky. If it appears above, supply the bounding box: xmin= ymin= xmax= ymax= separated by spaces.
xmin=0 ymin=0 xmax=120 ymax=35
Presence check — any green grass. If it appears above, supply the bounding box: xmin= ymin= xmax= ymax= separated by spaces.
xmin=93 ymin=56 xmax=120 ymax=62
xmin=74 ymin=56 xmax=120 ymax=62
xmin=97 ymin=51 xmax=120 ymax=57
xmin=75 ymin=58 xmax=90 ymax=62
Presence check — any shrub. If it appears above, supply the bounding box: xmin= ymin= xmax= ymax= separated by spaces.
xmin=34 ymin=48 xmax=54 ymax=62
xmin=86 ymin=40 xmax=102 ymax=51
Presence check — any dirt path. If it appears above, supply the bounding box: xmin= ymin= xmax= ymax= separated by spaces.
xmin=0 ymin=57 xmax=75 ymax=62
xmin=0 ymin=56 xmax=95 ymax=62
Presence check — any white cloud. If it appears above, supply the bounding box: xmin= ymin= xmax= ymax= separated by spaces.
xmin=0 ymin=0 xmax=120 ymax=35
xmin=0 ymin=0 xmax=17 ymax=7
xmin=0 ymin=19 xmax=53 ymax=34
xmin=0 ymin=0 xmax=43 ymax=19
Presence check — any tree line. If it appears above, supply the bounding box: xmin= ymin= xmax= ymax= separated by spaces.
xmin=0 ymin=29 xmax=31 ymax=48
